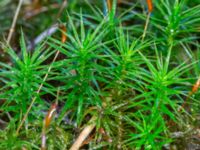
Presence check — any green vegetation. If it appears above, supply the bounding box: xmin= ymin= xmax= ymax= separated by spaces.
xmin=0 ymin=0 xmax=200 ymax=149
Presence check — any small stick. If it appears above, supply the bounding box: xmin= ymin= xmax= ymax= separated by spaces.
xmin=142 ymin=13 xmax=151 ymax=41
xmin=69 ymin=117 xmax=96 ymax=150
xmin=7 ymin=0 xmax=24 ymax=44
xmin=16 ymin=25 xmax=67 ymax=135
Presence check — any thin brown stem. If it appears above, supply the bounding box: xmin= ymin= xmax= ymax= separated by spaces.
xmin=142 ymin=12 xmax=151 ymax=41
xmin=7 ymin=0 xmax=24 ymax=44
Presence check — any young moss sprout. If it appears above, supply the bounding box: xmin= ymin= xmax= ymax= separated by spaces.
xmin=16 ymin=24 xmax=67 ymax=135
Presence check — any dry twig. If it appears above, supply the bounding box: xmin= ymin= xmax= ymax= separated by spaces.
xmin=7 ymin=0 xmax=24 ymax=44
xmin=69 ymin=117 xmax=96 ymax=150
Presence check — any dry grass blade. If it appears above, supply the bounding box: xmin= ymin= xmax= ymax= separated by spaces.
xmin=142 ymin=0 xmax=153 ymax=41
xmin=142 ymin=13 xmax=151 ymax=41
xmin=7 ymin=0 xmax=24 ymax=44
xmin=69 ymin=117 xmax=96 ymax=150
